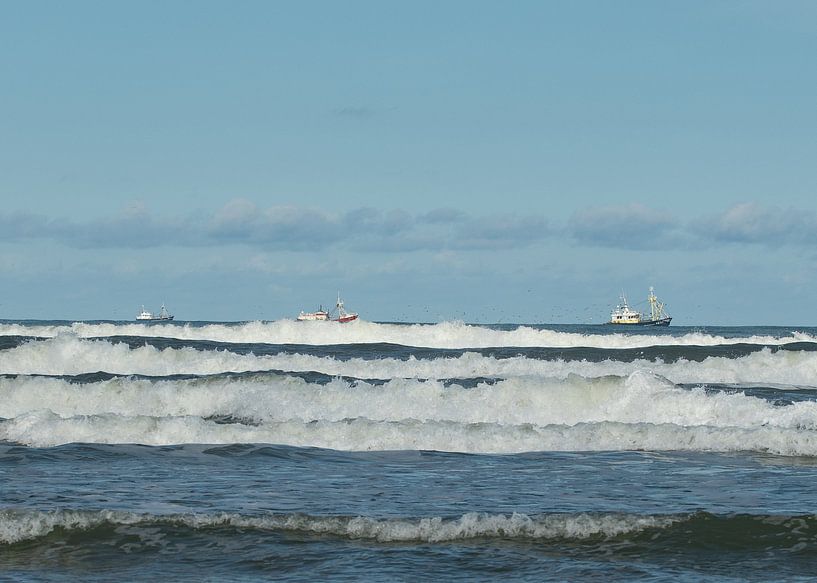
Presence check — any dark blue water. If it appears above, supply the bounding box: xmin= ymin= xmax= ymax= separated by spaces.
xmin=2 ymin=321 xmax=817 ymax=580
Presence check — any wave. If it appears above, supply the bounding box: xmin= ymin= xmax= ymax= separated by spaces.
xmin=4 ymin=508 xmax=817 ymax=549
xmin=4 ymin=409 xmax=817 ymax=455
xmin=0 ymin=508 xmax=681 ymax=545
xmin=3 ymin=372 xmax=817 ymax=431
xmin=0 ymin=321 xmax=814 ymax=349
xmin=3 ymin=335 xmax=817 ymax=386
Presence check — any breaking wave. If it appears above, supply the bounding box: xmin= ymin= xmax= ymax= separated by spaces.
xmin=0 ymin=508 xmax=680 ymax=545
xmin=3 ymin=508 xmax=817 ymax=551
xmin=4 ymin=409 xmax=817 ymax=455
xmin=0 ymin=320 xmax=813 ymax=349
xmin=3 ymin=322 xmax=817 ymax=456
xmin=3 ymin=371 xmax=817 ymax=430
xmin=2 ymin=335 xmax=817 ymax=386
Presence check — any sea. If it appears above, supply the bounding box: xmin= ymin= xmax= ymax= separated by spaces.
xmin=2 ymin=319 xmax=817 ymax=581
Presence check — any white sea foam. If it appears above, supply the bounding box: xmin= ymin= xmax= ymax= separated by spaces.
xmin=4 ymin=410 xmax=817 ymax=455
xmin=2 ymin=335 xmax=817 ymax=387
xmin=0 ymin=508 xmax=678 ymax=545
xmin=0 ymin=320 xmax=812 ymax=349
xmin=3 ymin=372 xmax=817 ymax=430
xmin=3 ymin=325 xmax=817 ymax=455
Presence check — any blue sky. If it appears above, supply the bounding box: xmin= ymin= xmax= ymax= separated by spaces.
xmin=2 ymin=1 xmax=817 ymax=324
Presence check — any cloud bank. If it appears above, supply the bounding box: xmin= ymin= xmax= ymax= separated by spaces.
xmin=568 ymin=203 xmax=681 ymax=250
xmin=695 ymin=202 xmax=817 ymax=246
xmin=1 ymin=200 xmax=814 ymax=253
xmin=0 ymin=200 xmax=551 ymax=253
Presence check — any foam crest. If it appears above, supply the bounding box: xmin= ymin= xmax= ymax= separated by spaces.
xmin=0 ymin=508 xmax=678 ymax=545
xmin=0 ymin=508 xmax=137 ymax=545
xmin=0 ymin=334 xmax=253 ymax=377
xmin=4 ymin=412 xmax=817 ymax=455
xmin=3 ymin=335 xmax=817 ymax=387
xmin=0 ymin=320 xmax=812 ymax=349
xmin=3 ymin=372 xmax=817 ymax=430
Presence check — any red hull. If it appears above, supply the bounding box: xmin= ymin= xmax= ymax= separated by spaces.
xmin=335 ymin=314 xmax=358 ymax=323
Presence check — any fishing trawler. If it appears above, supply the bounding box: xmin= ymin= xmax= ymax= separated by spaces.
xmin=609 ymin=287 xmax=671 ymax=326
xmin=296 ymin=294 xmax=358 ymax=323
xmin=136 ymin=304 xmax=174 ymax=321
xmin=331 ymin=294 xmax=358 ymax=323
xmin=296 ymin=305 xmax=330 ymax=321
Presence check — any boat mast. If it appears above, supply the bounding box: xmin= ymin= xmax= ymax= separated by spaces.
xmin=648 ymin=286 xmax=664 ymax=321
xmin=336 ymin=292 xmax=345 ymax=318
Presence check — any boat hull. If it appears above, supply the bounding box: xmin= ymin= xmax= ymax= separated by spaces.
xmin=607 ymin=317 xmax=671 ymax=327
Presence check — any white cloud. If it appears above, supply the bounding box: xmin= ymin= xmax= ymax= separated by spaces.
xmin=5 ymin=200 xmax=817 ymax=256
xmin=698 ymin=202 xmax=817 ymax=245
xmin=568 ymin=203 xmax=681 ymax=249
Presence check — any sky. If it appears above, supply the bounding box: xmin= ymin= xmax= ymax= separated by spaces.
xmin=1 ymin=0 xmax=817 ymax=324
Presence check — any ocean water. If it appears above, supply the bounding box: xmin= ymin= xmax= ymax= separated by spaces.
xmin=3 ymin=320 xmax=817 ymax=581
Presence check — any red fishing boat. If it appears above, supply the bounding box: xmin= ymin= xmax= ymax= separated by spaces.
xmin=296 ymin=294 xmax=358 ymax=323
xmin=331 ymin=293 xmax=358 ymax=323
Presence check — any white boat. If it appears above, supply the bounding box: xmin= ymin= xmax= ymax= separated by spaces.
xmin=136 ymin=304 xmax=174 ymax=321
xmin=297 ymin=305 xmax=330 ymax=321
xmin=608 ymin=287 xmax=671 ymax=326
